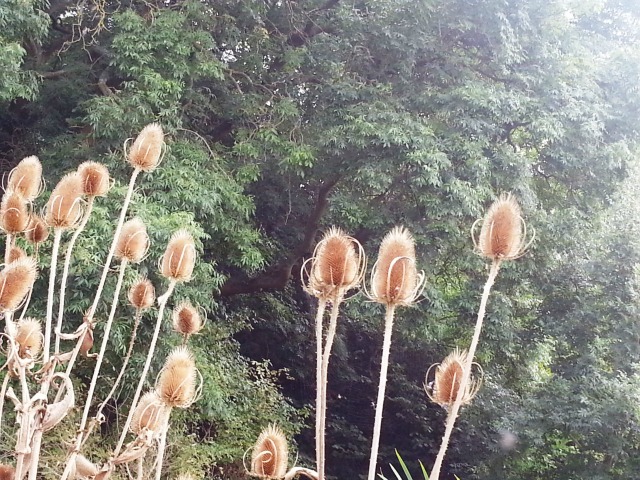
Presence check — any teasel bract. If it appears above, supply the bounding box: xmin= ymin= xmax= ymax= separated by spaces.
xmin=428 ymin=194 xmax=533 ymax=480
xmin=366 ymin=226 xmax=425 ymax=480
xmin=301 ymin=227 xmax=365 ymax=480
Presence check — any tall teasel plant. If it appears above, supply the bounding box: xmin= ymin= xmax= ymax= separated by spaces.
xmin=426 ymin=193 xmax=534 ymax=480
xmin=0 ymin=123 xmax=204 ymax=480
xmin=301 ymin=227 xmax=366 ymax=480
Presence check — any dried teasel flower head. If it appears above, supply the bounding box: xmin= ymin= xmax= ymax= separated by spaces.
xmin=473 ymin=193 xmax=534 ymax=261
xmin=8 ymin=155 xmax=42 ymax=201
xmin=425 ymin=348 xmax=483 ymax=409
xmin=128 ymin=277 xmax=155 ymax=311
xmin=160 ymin=230 xmax=196 ymax=282
xmin=25 ymin=214 xmax=49 ymax=245
xmin=172 ymin=301 xmax=203 ymax=337
xmin=0 ymin=464 xmax=15 ymax=480
xmin=7 ymin=246 xmax=27 ymax=263
xmin=15 ymin=318 xmax=42 ymax=359
xmin=127 ymin=123 xmax=165 ymax=172
xmin=302 ymin=227 xmax=366 ymax=301
xmin=115 ymin=217 xmax=149 ymax=264
xmin=72 ymin=454 xmax=99 ymax=479
xmin=0 ymin=257 xmax=37 ymax=312
xmin=0 ymin=190 xmax=30 ymax=234
xmin=77 ymin=161 xmax=110 ymax=197
xmin=80 ymin=323 xmax=94 ymax=357
xmin=248 ymin=424 xmax=289 ymax=479
xmin=157 ymin=345 xmax=198 ymax=408
xmin=130 ymin=390 xmax=169 ymax=435
xmin=368 ymin=226 xmax=425 ymax=307
xmin=45 ymin=172 xmax=84 ymax=229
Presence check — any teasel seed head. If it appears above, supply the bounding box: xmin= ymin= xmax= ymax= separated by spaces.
xmin=115 ymin=217 xmax=149 ymax=264
xmin=7 ymin=246 xmax=27 ymax=263
xmin=249 ymin=424 xmax=289 ymax=479
xmin=128 ymin=277 xmax=155 ymax=311
xmin=8 ymin=155 xmax=42 ymax=201
xmin=425 ymin=348 xmax=483 ymax=409
xmin=128 ymin=123 xmax=164 ymax=172
xmin=80 ymin=324 xmax=94 ymax=357
xmin=77 ymin=161 xmax=110 ymax=197
xmin=160 ymin=230 xmax=196 ymax=282
xmin=157 ymin=345 xmax=198 ymax=408
xmin=172 ymin=301 xmax=203 ymax=337
xmin=474 ymin=193 xmax=533 ymax=261
xmin=0 ymin=464 xmax=15 ymax=480
xmin=368 ymin=226 xmax=425 ymax=307
xmin=25 ymin=214 xmax=49 ymax=245
xmin=0 ymin=257 xmax=37 ymax=312
xmin=73 ymin=454 xmax=99 ymax=479
xmin=15 ymin=318 xmax=42 ymax=359
xmin=45 ymin=172 xmax=84 ymax=229
xmin=0 ymin=190 xmax=30 ymax=234
xmin=130 ymin=390 xmax=169 ymax=435
xmin=302 ymin=227 xmax=366 ymax=301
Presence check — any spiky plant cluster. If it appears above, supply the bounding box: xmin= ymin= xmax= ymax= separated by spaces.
xmin=0 ymin=124 xmax=205 ymax=480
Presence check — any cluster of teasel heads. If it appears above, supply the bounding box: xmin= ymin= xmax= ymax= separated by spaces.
xmin=0 ymin=123 xmax=205 ymax=480
xmin=247 ymin=194 xmax=532 ymax=480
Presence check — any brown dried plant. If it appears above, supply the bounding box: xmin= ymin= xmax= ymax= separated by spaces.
xmin=160 ymin=229 xmax=196 ymax=282
xmin=249 ymin=424 xmax=289 ymax=479
xmin=425 ymin=349 xmax=483 ymax=409
xmin=7 ymin=155 xmax=43 ymax=201
xmin=126 ymin=123 xmax=165 ymax=172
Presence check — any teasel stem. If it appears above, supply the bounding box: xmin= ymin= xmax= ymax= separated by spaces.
xmin=314 ymin=300 xmax=327 ymax=479
xmin=43 ymin=228 xmax=63 ymax=365
xmin=428 ymin=260 xmax=501 ymax=480
xmin=0 ymin=373 xmax=9 ymax=441
xmin=4 ymin=233 xmax=13 ymax=264
xmin=366 ymin=304 xmax=396 ymax=480
xmin=135 ymin=456 xmax=144 ymax=480
xmin=85 ymin=307 xmax=144 ymax=444
xmin=54 ymin=197 xmax=95 ymax=358
xmin=112 ymin=280 xmax=176 ymax=460
xmin=154 ymin=423 xmax=170 ymax=480
xmin=14 ymin=359 xmax=33 ymax=480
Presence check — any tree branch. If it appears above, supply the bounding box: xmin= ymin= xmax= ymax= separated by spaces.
xmin=219 ymin=178 xmax=339 ymax=296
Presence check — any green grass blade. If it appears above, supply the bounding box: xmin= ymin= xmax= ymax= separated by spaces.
xmin=395 ymin=449 xmax=414 ymax=480
xmin=419 ymin=460 xmax=429 ymax=479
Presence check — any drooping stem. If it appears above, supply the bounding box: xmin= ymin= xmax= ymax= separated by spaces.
xmin=54 ymin=197 xmax=95 ymax=358
xmin=112 ymin=280 xmax=176 ymax=460
xmin=43 ymin=228 xmax=63 ymax=365
xmin=314 ymin=300 xmax=327 ymax=479
xmin=428 ymin=260 xmax=501 ymax=480
xmin=319 ymin=293 xmax=344 ymax=480
xmin=84 ymin=308 xmax=144 ymax=445
xmin=366 ymin=304 xmax=396 ymax=480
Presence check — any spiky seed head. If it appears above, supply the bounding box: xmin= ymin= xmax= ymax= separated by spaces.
xmin=250 ymin=424 xmax=288 ymax=479
xmin=172 ymin=301 xmax=202 ymax=337
xmin=370 ymin=226 xmax=423 ymax=306
xmin=8 ymin=156 xmax=42 ymax=201
xmin=25 ymin=214 xmax=49 ymax=245
xmin=75 ymin=454 xmax=99 ymax=478
xmin=128 ymin=278 xmax=155 ymax=310
xmin=0 ymin=257 xmax=37 ymax=312
xmin=303 ymin=227 xmax=364 ymax=300
xmin=15 ymin=318 xmax=42 ymax=359
xmin=45 ymin=172 xmax=83 ymax=229
xmin=128 ymin=123 xmax=164 ymax=172
xmin=0 ymin=190 xmax=30 ymax=234
xmin=7 ymin=246 xmax=27 ymax=263
xmin=115 ymin=218 xmax=149 ymax=263
xmin=157 ymin=346 xmax=197 ymax=408
xmin=160 ymin=230 xmax=196 ymax=282
xmin=426 ymin=349 xmax=482 ymax=408
xmin=477 ymin=194 xmax=525 ymax=260
xmin=0 ymin=464 xmax=15 ymax=480
xmin=130 ymin=390 xmax=168 ymax=435
xmin=78 ymin=161 xmax=110 ymax=197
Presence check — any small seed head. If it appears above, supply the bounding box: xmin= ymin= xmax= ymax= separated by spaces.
xmin=130 ymin=390 xmax=168 ymax=435
xmin=78 ymin=161 xmax=110 ymax=197
xmin=7 ymin=246 xmax=27 ymax=263
xmin=477 ymin=193 xmax=527 ymax=261
xmin=425 ymin=348 xmax=482 ymax=409
xmin=0 ymin=257 xmax=37 ymax=312
xmin=25 ymin=215 xmax=49 ymax=245
xmin=250 ymin=424 xmax=288 ymax=479
xmin=0 ymin=190 xmax=30 ymax=234
xmin=128 ymin=123 xmax=164 ymax=172
xmin=128 ymin=278 xmax=155 ymax=311
xmin=45 ymin=173 xmax=83 ymax=229
xmin=160 ymin=230 xmax=196 ymax=282
xmin=15 ymin=318 xmax=42 ymax=359
xmin=0 ymin=464 xmax=15 ymax=480
xmin=8 ymin=155 xmax=42 ymax=201
xmin=157 ymin=346 xmax=197 ymax=408
xmin=115 ymin=218 xmax=149 ymax=263
xmin=172 ymin=301 xmax=202 ymax=337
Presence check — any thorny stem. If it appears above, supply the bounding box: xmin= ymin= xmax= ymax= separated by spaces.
xmin=54 ymin=197 xmax=95 ymax=358
xmin=428 ymin=260 xmax=501 ymax=480
xmin=314 ymin=300 xmax=327 ymax=479
xmin=366 ymin=304 xmax=396 ymax=480
xmin=112 ymin=280 xmax=176 ymax=460
xmin=319 ymin=293 xmax=344 ymax=480
xmin=43 ymin=228 xmax=63 ymax=365
xmin=4 ymin=233 xmax=12 ymax=264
